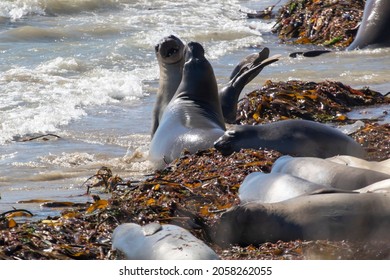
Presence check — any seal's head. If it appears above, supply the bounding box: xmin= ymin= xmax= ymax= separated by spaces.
xmin=155 ymin=35 xmax=185 ymax=64
xmin=214 ymin=130 xmax=237 ymax=156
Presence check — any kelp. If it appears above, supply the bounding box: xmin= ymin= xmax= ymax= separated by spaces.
xmin=0 ymin=79 xmax=389 ymax=260
xmin=272 ymin=0 xmax=365 ymax=47
xmin=236 ymin=80 xmax=389 ymax=125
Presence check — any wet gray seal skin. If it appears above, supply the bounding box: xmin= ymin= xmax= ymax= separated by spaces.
xmin=214 ymin=119 xmax=366 ymax=158
xmin=112 ymin=223 xmax=219 ymax=260
xmin=272 ymin=155 xmax=390 ymax=190
xmin=346 ymin=0 xmax=390 ymax=50
xmin=219 ymin=48 xmax=280 ymax=124
xmin=238 ymin=172 xmax=350 ymax=204
xmin=151 ymin=35 xmax=186 ymax=137
xmin=149 ymin=42 xmax=226 ymax=170
xmin=214 ymin=193 xmax=390 ymax=246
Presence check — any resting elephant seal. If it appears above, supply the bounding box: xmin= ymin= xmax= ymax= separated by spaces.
xmin=214 ymin=119 xmax=366 ymax=158
xmin=346 ymin=0 xmax=390 ymax=50
xmin=271 ymin=155 xmax=390 ymax=190
xmin=149 ymin=41 xmax=226 ymax=169
xmin=326 ymin=155 xmax=390 ymax=175
xmin=214 ymin=192 xmax=390 ymax=246
xmin=151 ymin=35 xmax=186 ymax=136
xmin=219 ymin=48 xmax=280 ymax=124
xmin=238 ymin=172 xmax=347 ymax=204
xmin=112 ymin=223 xmax=219 ymax=260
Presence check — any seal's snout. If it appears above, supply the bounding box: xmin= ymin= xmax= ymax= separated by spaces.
xmin=214 ymin=131 xmax=235 ymax=156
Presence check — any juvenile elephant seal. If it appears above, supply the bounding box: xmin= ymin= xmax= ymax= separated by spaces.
xmin=151 ymin=36 xmax=279 ymax=131
xmin=346 ymin=0 xmax=390 ymax=50
xmin=219 ymin=48 xmax=280 ymax=123
xmin=151 ymin=35 xmax=186 ymax=136
xmin=112 ymin=223 xmax=219 ymax=260
xmin=326 ymin=155 xmax=390 ymax=175
xmin=238 ymin=172 xmax=346 ymax=204
xmin=149 ymin=42 xmax=226 ymax=169
xmin=214 ymin=119 xmax=366 ymax=158
xmin=272 ymin=155 xmax=390 ymax=190
xmin=214 ymin=193 xmax=390 ymax=246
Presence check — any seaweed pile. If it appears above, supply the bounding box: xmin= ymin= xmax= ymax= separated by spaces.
xmin=0 ymin=80 xmax=389 ymax=260
xmin=236 ymin=80 xmax=389 ymax=125
xmin=272 ymin=0 xmax=365 ymax=47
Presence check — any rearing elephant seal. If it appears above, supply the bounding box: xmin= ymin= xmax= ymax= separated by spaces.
xmin=214 ymin=193 xmax=390 ymax=246
xmin=151 ymin=36 xmax=279 ymax=132
xmin=151 ymin=35 xmax=186 ymax=136
xmin=149 ymin=42 xmax=226 ymax=170
xmin=214 ymin=119 xmax=366 ymax=158
xmin=346 ymin=0 xmax=390 ymax=50
xmin=219 ymin=49 xmax=280 ymax=124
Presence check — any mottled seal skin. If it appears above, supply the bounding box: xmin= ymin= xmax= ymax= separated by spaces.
xmin=238 ymin=172 xmax=348 ymax=204
xmin=151 ymin=35 xmax=186 ymax=137
xmin=271 ymin=155 xmax=390 ymax=190
xmin=149 ymin=42 xmax=226 ymax=170
xmin=214 ymin=193 xmax=390 ymax=246
xmin=326 ymin=155 xmax=390 ymax=175
xmin=346 ymin=0 xmax=390 ymax=50
xmin=112 ymin=223 xmax=219 ymax=260
xmin=219 ymin=48 xmax=280 ymax=124
xmin=214 ymin=119 xmax=366 ymax=159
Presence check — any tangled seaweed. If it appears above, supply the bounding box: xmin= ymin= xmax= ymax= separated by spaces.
xmin=0 ymin=80 xmax=389 ymax=260
xmin=272 ymin=0 xmax=365 ymax=47
xmin=236 ymin=80 xmax=389 ymax=125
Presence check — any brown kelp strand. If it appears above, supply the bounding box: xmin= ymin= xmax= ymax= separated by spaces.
xmin=236 ymin=80 xmax=389 ymax=125
xmin=272 ymin=0 xmax=365 ymax=47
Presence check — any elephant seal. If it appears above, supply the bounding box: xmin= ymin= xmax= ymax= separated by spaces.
xmin=112 ymin=223 xmax=219 ymax=260
xmin=214 ymin=119 xmax=366 ymax=158
xmin=271 ymin=155 xmax=390 ymax=190
xmin=151 ymin=36 xmax=279 ymax=131
xmin=151 ymin=35 xmax=186 ymax=136
xmin=326 ymin=155 xmax=390 ymax=175
xmin=149 ymin=41 xmax=226 ymax=170
xmin=238 ymin=172 xmax=348 ymax=204
xmin=214 ymin=192 xmax=390 ymax=246
xmin=346 ymin=0 xmax=390 ymax=50
xmin=219 ymin=48 xmax=280 ymax=124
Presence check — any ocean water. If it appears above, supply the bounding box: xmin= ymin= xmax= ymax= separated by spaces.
xmin=1 ymin=0 xmax=389 ymax=219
